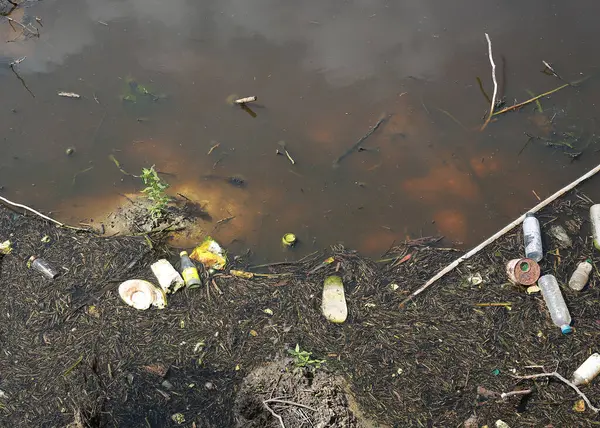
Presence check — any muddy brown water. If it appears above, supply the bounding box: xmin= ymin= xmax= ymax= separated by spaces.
xmin=2 ymin=0 xmax=600 ymax=263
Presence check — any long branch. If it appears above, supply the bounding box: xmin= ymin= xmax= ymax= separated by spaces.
xmin=492 ymin=83 xmax=570 ymax=116
xmin=0 ymin=195 xmax=91 ymax=232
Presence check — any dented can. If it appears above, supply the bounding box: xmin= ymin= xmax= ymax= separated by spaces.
xmin=506 ymin=258 xmax=540 ymax=286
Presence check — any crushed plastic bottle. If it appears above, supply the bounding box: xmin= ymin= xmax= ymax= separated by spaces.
xmin=572 ymin=353 xmax=600 ymax=386
xmin=523 ymin=213 xmax=543 ymax=262
xmin=180 ymin=251 xmax=202 ymax=289
xmin=568 ymin=260 xmax=593 ymax=291
xmin=591 ymin=205 xmax=600 ymax=250
xmin=28 ymin=256 xmax=59 ymax=279
xmin=538 ymin=274 xmax=572 ymax=334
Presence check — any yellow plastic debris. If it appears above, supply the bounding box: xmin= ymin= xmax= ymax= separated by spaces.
xmin=321 ymin=275 xmax=348 ymax=323
xmin=0 ymin=240 xmax=12 ymax=255
xmin=573 ymin=399 xmax=585 ymax=412
xmin=190 ymin=237 xmax=226 ymax=270
xmin=230 ymin=270 xmax=254 ymax=279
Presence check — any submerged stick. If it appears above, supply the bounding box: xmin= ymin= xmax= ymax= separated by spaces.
xmin=480 ymin=33 xmax=498 ymax=131
xmin=333 ymin=114 xmax=391 ymax=167
xmin=399 ymin=161 xmax=600 ymax=308
xmin=0 ymin=196 xmax=92 ymax=232
xmin=492 ymin=83 xmax=570 ymax=117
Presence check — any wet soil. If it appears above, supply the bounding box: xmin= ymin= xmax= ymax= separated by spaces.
xmin=3 ymin=189 xmax=600 ymax=427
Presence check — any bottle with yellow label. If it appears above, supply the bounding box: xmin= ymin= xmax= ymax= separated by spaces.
xmin=180 ymin=251 xmax=202 ymax=288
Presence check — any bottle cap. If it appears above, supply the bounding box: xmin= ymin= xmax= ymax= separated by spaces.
xmin=180 ymin=251 xmax=188 ymax=257
xmin=525 ymin=212 xmax=535 ymax=218
xmin=282 ymin=233 xmax=297 ymax=247
xmin=586 ymin=259 xmax=593 ymax=264
xmin=561 ymin=325 xmax=573 ymax=334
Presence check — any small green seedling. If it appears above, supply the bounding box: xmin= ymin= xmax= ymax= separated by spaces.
xmin=287 ymin=344 xmax=325 ymax=370
xmin=140 ymin=165 xmax=170 ymax=219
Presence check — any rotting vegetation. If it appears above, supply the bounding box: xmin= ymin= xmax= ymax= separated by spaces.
xmin=3 ymin=190 xmax=600 ymax=427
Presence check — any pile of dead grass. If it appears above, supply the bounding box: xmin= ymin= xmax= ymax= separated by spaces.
xmin=1 ymin=191 xmax=600 ymax=427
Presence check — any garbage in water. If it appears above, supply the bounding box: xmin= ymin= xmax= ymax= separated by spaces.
xmin=190 ymin=237 xmax=226 ymax=270
xmin=571 ymin=353 xmax=600 ymax=386
xmin=118 ymin=279 xmax=166 ymax=310
xmin=151 ymin=259 xmax=185 ymax=294
xmin=523 ymin=213 xmax=543 ymax=262
xmin=57 ymin=92 xmax=81 ymax=98
xmin=591 ymin=204 xmax=600 ymax=250
xmin=0 ymin=240 xmax=12 ymax=255
xmin=569 ymin=260 xmax=593 ymax=291
xmin=308 ymin=256 xmax=335 ymax=275
xmin=506 ymin=258 xmax=540 ymax=286
xmin=495 ymin=420 xmax=510 ymax=428
xmin=526 ymin=285 xmax=540 ymax=294
xmin=321 ymin=275 xmax=347 ymax=323
xmin=538 ymin=274 xmax=572 ymax=334
xmin=179 ymin=251 xmax=201 ymax=289
xmin=28 ymin=256 xmax=59 ymax=279
xmin=234 ymin=96 xmax=257 ymax=105
xmin=548 ymin=224 xmax=572 ymax=248
xmin=170 ymin=412 xmax=185 ymax=424
xmin=282 ymin=232 xmax=297 ymax=247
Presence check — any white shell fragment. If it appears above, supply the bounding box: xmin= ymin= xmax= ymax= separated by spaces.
xmin=321 ymin=275 xmax=348 ymax=323
xmin=151 ymin=259 xmax=185 ymax=293
xmin=57 ymin=92 xmax=81 ymax=98
xmin=119 ymin=279 xmax=166 ymax=310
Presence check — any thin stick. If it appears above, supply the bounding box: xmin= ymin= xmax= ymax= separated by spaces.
xmin=5 ymin=16 xmax=39 ymax=37
xmin=0 ymin=196 xmax=91 ymax=232
xmin=264 ymin=399 xmax=318 ymax=412
xmin=263 ymin=402 xmax=286 ymax=428
xmin=512 ymin=371 xmax=599 ymax=413
xmin=492 ymin=83 xmax=570 ymax=117
xmin=399 ymin=161 xmax=600 ymax=308
xmin=500 ymin=389 xmax=532 ymax=399
xmin=480 ymin=33 xmax=497 ymax=131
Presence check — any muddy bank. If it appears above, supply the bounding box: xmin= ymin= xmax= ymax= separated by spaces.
xmin=2 ymin=191 xmax=600 ymax=427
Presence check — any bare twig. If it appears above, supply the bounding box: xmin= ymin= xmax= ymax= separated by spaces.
xmin=9 ymin=56 xmax=26 ymax=67
xmin=480 ymin=33 xmax=497 ymax=131
xmin=500 ymin=389 xmax=532 ymax=399
xmin=512 ymin=371 xmax=599 ymax=412
xmin=263 ymin=402 xmax=285 ymax=428
xmin=492 ymin=83 xmax=570 ymax=116
xmin=5 ymin=16 xmax=39 ymax=37
xmin=9 ymin=58 xmax=35 ymax=98
xmin=264 ymin=399 xmax=318 ymax=412
xmin=477 ymin=386 xmax=532 ymax=400
xmin=400 ymin=161 xmax=600 ymax=307
xmin=0 ymin=195 xmax=92 ymax=232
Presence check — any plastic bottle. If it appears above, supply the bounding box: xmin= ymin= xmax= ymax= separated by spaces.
xmin=28 ymin=256 xmax=59 ymax=279
xmin=568 ymin=260 xmax=593 ymax=291
xmin=180 ymin=251 xmax=201 ymax=289
xmin=538 ymin=274 xmax=572 ymax=334
xmin=572 ymin=353 xmax=600 ymax=386
xmin=591 ymin=205 xmax=600 ymax=250
xmin=523 ymin=213 xmax=543 ymax=262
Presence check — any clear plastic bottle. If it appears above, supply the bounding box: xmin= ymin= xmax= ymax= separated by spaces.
xmin=572 ymin=353 xmax=600 ymax=386
xmin=591 ymin=205 xmax=600 ymax=250
xmin=28 ymin=256 xmax=59 ymax=279
xmin=523 ymin=213 xmax=543 ymax=262
xmin=180 ymin=251 xmax=202 ymax=289
xmin=538 ymin=274 xmax=572 ymax=334
xmin=569 ymin=260 xmax=593 ymax=291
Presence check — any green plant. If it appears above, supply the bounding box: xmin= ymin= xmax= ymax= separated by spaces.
xmin=140 ymin=165 xmax=170 ymax=219
xmin=287 ymin=344 xmax=325 ymax=370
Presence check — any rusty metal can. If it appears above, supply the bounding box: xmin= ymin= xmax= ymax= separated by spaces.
xmin=506 ymin=258 xmax=540 ymax=286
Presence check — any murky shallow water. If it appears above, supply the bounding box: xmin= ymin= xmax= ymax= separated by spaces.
xmin=2 ymin=0 xmax=600 ymax=261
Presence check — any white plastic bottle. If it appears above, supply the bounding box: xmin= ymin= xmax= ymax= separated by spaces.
xmin=523 ymin=213 xmax=543 ymax=262
xmin=538 ymin=274 xmax=572 ymax=334
xmin=569 ymin=260 xmax=593 ymax=291
xmin=591 ymin=205 xmax=600 ymax=250
xmin=572 ymin=353 xmax=600 ymax=386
